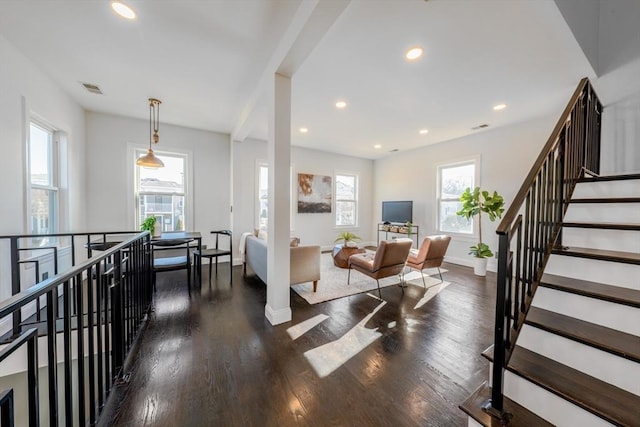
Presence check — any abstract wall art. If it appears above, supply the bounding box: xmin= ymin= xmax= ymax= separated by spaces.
xmin=297 ymin=173 xmax=332 ymax=213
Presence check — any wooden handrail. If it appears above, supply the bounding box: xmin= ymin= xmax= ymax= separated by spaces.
xmin=496 ymin=77 xmax=589 ymax=235
xmin=487 ymin=78 xmax=602 ymax=419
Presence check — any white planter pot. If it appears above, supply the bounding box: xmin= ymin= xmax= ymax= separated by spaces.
xmin=153 ymin=222 xmax=162 ymax=237
xmin=473 ymin=257 xmax=488 ymax=276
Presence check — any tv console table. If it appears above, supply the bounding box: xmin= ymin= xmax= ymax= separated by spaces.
xmin=377 ymin=223 xmax=419 ymax=248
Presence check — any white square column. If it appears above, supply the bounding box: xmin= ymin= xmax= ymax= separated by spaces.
xmin=265 ymin=72 xmax=292 ymax=325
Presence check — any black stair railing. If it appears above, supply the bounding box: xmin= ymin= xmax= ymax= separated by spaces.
xmin=0 ymin=231 xmax=152 ymax=426
xmin=486 ymin=78 xmax=602 ymax=418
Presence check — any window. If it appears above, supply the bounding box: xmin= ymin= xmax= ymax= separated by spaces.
xmin=335 ymin=174 xmax=358 ymax=226
xmin=437 ymin=160 xmax=476 ymax=234
xmin=255 ymin=162 xmax=294 ymax=230
xmin=135 ymin=150 xmax=187 ymax=232
xmin=257 ymin=163 xmax=269 ymax=229
xmin=29 ymin=122 xmax=58 ymax=234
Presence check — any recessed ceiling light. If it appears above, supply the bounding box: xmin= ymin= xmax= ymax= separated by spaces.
xmin=493 ymin=103 xmax=507 ymax=111
xmin=299 ymin=127 xmax=308 ymax=133
xmin=419 ymin=129 xmax=429 ymax=135
xmin=335 ymin=101 xmax=347 ymax=109
xmin=405 ymin=46 xmax=424 ymax=61
xmin=374 ymin=144 xmax=382 ymax=149
xmin=111 ymin=1 xmax=136 ymax=20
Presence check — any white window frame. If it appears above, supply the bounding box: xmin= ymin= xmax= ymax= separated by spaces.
xmin=335 ymin=172 xmax=358 ymax=227
xmin=255 ymin=160 xmax=294 ymax=231
xmin=27 ymin=120 xmax=59 ymax=235
xmin=256 ymin=161 xmax=269 ymax=230
xmin=436 ymin=156 xmax=480 ymax=236
xmin=133 ymin=147 xmax=192 ymax=232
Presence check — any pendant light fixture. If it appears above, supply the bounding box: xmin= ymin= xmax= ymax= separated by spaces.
xmin=136 ymin=98 xmax=165 ymax=168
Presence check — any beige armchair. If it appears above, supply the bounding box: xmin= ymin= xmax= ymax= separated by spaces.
xmin=348 ymin=239 xmax=413 ymax=298
xmin=406 ymin=235 xmax=451 ymax=287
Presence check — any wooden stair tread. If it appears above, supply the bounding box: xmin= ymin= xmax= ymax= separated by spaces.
xmin=525 ymin=306 xmax=640 ymax=362
xmin=578 ymin=173 xmax=640 ymax=182
xmin=459 ymin=381 xmax=553 ymax=427
xmin=563 ymin=222 xmax=640 ymax=231
xmin=540 ymin=273 xmax=640 ymax=307
xmin=552 ymin=246 xmax=640 ymax=265
xmin=570 ymin=197 xmax=640 ymax=203
xmin=509 ymin=346 xmax=640 ymax=427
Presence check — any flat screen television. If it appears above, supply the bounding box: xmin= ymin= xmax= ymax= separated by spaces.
xmin=382 ymin=201 xmax=413 ymax=224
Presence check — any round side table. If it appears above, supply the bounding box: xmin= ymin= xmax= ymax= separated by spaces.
xmin=332 ymin=244 xmax=366 ymax=268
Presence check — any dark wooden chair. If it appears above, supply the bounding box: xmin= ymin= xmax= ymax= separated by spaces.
xmin=192 ymin=230 xmax=232 ymax=285
xmin=151 ymin=238 xmax=195 ymax=295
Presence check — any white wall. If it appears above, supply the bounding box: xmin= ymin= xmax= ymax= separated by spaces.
xmin=555 ymin=0 xmax=640 ymax=175
xmin=554 ymin=0 xmax=600 ymax=74
xmin=0 ymin=35 xmax=86 ymax=235
xmin=232 ymin=138 xmax=374 ymax=262
xmin=85 ymin=112 xmax=230 ymax=251
xmin=373 ymin=115 xmax=556 ymax=271
xmin=0 ymin=35 xmax=86 ymax=299
xmin=600 ymin=89 xmax=640 ymax=175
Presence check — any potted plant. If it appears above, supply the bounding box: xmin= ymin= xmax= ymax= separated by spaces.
xmin=334 ymin=231 xmax=361 ymax=248
xmin=141 ymin=216 xmax=161 ymax=237
xmin=456 ymin=187 xmax=504 ymax=276
xmin=404 ymin=221 xmax=413 ymax=236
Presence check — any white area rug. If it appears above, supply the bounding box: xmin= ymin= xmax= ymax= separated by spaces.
xmin=291 ymin=252 xmax=448 ymax=304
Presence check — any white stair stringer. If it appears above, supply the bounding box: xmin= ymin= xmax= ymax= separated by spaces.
xmin=532 ymin=287 xmax=640 ymax=336
xmin=502 ymin=369 xmax=614 ymax=427
xmin=517 ymin=324 xmax=640 ymax=395
xmin=563 ymin=202 xmax=640 ymax=224
xmin=544 ymin=254 xmax=640 ymax=290
xmin=562 ymin=227 xmax=640 ymax=253
xmin=572 ymin=179 xmax=640 ymax=198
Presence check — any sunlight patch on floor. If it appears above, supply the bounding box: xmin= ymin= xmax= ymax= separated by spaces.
xmin=154 ymin=294 xmax=190 ymax=318
xmin=414 ymin=282 xmax=449 ymax=310
xmin=304 ymin=301 xmax=386 ymax=378
xmin=287 ymin=314 xmax=329 ymax=340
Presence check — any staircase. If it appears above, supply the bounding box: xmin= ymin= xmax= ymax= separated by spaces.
xmin=461 ymin=174 xmax=640 ymax=426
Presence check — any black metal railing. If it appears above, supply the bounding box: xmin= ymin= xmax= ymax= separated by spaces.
xmin=0 ymin=231 xmax=152 ymax=426
xmin=487 ymin=78 xmax=602 ymax=417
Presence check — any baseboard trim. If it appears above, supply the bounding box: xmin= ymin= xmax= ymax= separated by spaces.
xmin=445 ymin=255 xmax=497 ymax=273
xmin=265 ymin=304 xmax=292 ymax=326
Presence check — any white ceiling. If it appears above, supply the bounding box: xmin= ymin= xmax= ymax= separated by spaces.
xmin=0 ymin=0 xmax=594 ymax=159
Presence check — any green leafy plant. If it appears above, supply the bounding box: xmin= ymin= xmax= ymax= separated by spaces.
xmin=405 ymin=221 xmax=413 ymax=236
xmin=456 ymin=187 xmax=505 ymax=258
xmin=334 ymin=231 xmax=361 ymax=245
xmin=140 ymin=216 xmax=157 ymax=233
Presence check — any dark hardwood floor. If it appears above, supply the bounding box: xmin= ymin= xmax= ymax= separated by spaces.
xmin=101 ymin=262 xmax=497 ymax=427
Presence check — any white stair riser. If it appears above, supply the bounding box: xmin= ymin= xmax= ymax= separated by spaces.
xmin=545 ymin=254 xmax=640 ymax=289
xmin=572 ymin=180 xmax=640 ymax=199
xmin=503 ymin=371 xmax=614 ymax=427
xmin=563 ymin=203 xmax=640 ymax=224
xmin=467 ymin=417 xmax=483 ymax=427
xmin=562 ymin=227 xmax=640 ymax=253
xmin=532 ymin=287 xmax=640 ymax=336
xmin=518 ymin=325 xmax=640 ymax=395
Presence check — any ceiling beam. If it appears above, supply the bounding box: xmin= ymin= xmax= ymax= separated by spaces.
xmin=230 ymin=0 xmax=351 ymax=143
